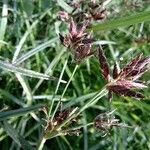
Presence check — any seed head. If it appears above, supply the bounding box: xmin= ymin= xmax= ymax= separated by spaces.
xmin=98 ymin=46 xmax=150 ymax=100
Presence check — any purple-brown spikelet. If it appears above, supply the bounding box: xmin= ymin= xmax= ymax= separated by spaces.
xmin=98 ymin=46 xmax=110 ymax=82
xmin=44 ymin=107 xmax=80 ymax=138
xmin=59 ymin=18 xmax=94 ymax=62
xmin=113 ymin=62 xmax=120 ymax=79
xmin=98 ymin=46 xmax=150 ymax=100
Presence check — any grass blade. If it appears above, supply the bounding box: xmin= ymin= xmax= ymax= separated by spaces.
xmin=0 ymin=89 xmax=25 ymax=106
xmin=56 ymin=0 xmax=73 ymax=13
xmin=1 ymin=121 xmax=35 ymax=150
xmin=13 ymin=37 xmax=58 ymax=65
xmin=89 ymin=11 xmax=150 ymax=31
xmin=0 ymin=0 xmax=8 ymax=49
xmin=15 ymin=74 xmax=33 ymax=105
xmin=0 ymin=104 xmax=45 ymax=121
xmin=1 ymin=121 xmax=20 ymax=146
xmin=12 ymin=8 xmax=51 ymax=62
xmin=0 ymin=60 xmax=55 ymax=80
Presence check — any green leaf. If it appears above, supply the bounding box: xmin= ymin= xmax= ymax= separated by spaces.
xmin=0 ymin=89 xmax=25 ymax=106
xmin=0 ymin=60 xmax=55 ymax=80
xmin=13 ymin=37 xmax=58 ymax=65
xmin=0 ymin=104 xmax=45 ymax=121
xmin=89 ymin=11 xmax=150 ymax=31
xmin=1 ymin=121 xmax=35 ymax=150
xmin=0 ymin=0 xmax=8 ymax=49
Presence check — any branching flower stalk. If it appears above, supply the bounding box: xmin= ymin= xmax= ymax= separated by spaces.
xmin=41 ymin=86 xmax=108 ymax=141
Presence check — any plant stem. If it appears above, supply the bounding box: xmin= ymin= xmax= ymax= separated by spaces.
xmin=37 ymin=137 xmax=46 ymax=150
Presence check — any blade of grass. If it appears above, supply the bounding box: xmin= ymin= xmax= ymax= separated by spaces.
xmin=1 ymin=121 xmax=20 ymax=146
xmin=15 ymin=74 xmax=33 ymax=105
xmin=93 ymin=40 xmax=116 ymax=45
xmin=1 ymin=121 xmax=35 ymax=150
xmin=0 ymin=104 xmax=45 ymax=121
xmin=33 ymin=95 xmax=67 ymax=101
xmin=13 ymin=37 xmax=58 ymax=65
xmin=0 ymin=60 xmax=55 ymax=80
xmin=89 ymin=10 xmax=150 ymax=31
xmin=12 ymin=8 xmax=52 ymax=62
xmin=0 ymin=40 xmax=8 ymax=45
xmin=0 ymin=89 xmax=25 ymax=106
xmin=0 ymin=0 xmax=8 ymax=49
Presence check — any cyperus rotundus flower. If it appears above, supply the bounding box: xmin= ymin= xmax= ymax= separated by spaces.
xmin=94 ymin=109 xmax=130 ymax=136
xmin=59 ymin=18 xmax=94 ymax=62
xmin=98 ymin=46 xmax=150 ymax=100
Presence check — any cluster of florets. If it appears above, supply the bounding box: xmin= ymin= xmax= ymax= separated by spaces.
xmin=58 ymin=0 xmax=107 ymax=63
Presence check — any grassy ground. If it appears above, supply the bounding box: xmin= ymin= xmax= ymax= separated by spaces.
xmin=0 ymin=0 xmax=150 ymax=150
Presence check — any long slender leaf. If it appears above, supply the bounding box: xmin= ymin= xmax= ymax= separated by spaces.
xmin=56 ymin=0 xmax=73 ymax=13
xmin=1 ymin=121 xmax=35 ymax=150
xmin=0 ymin=89 xmax=25 ymax=106
xmin=15 ymin=74 xmax=33 ymax=105
xmin=89 ymin=11 xmax=150 ymax=31
xmin=12 ymin=8 xmax=51 ymax=62
xmin=0 ymin=60 xmax=55 ymax=80
xmin=0 ymin=104 xmax=45 ymax=121
xmin=13 ymin=37 xmax=58 ymax=65
xmin=0 ymin=0 xmax=8 ymax=49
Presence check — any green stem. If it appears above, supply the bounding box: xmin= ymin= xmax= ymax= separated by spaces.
xmin=37 ymin=138 xmax=46 ymax=150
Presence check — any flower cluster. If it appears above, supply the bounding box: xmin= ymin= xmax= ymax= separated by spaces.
xmin=94 ymin=109 xmax=129 ymax=136
xmin=59 ymin=18 xmax=94 ymax=62
xmin=43 ymin=107 xmax=80 ymax=138
xmin=58 ymin=0 xmax=107 ymax=22
xmin=98 ymin=46 xmax=150 ymax=100
xmin=59 ymin=0 xmax=107 ymax=63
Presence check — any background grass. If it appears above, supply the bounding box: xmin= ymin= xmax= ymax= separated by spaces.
xmin=0 ymin=0 xmax=150 ymax=150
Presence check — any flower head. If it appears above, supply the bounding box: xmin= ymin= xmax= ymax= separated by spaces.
xmin=94 ymin=109 xmax=129 ymax=136
xmin=98 ymin=46 xmax=150 ymax=100
xmin=59 ymin=18 xmax=94 ymax=62
xmin=43 ymin=107 xmax=80 ymax=138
